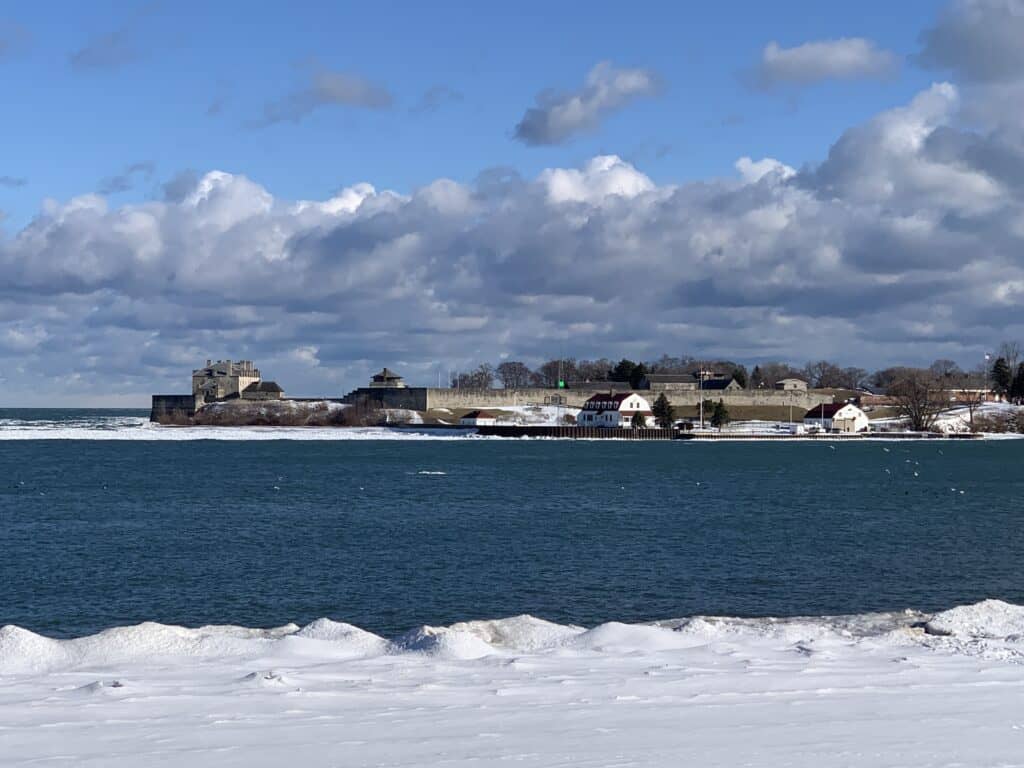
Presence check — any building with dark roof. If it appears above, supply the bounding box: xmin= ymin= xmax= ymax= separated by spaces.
xmin=242 ymin=380 xmax=284 ymax=400
xmin=577 ymin=392 xmax=652 ymax=428
xmin=370 ymin=368 xmax=406 ymax=388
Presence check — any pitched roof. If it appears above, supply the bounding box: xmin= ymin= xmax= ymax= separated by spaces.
xmin=373 ymin=367 xmax=403 ymax=380
xmin=700 ymin=378 xmax=738 ymax=390
xmin=803 ymin=402 xmax=849 ymax=419
xmin=582 ymin=393 xmax=651 ymax=412
xmin=244 ymin=380 xmax=283 ymax=393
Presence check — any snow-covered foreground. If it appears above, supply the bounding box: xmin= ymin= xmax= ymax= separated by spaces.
xmin=5 ymin=601 xmax=1024 ymax=766
xmin=0 ymin=416 xmax=480 ymax=441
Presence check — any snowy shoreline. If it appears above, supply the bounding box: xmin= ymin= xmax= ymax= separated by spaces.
xmin=0 ymin=418 xmax=1020 ymax=441
xmin=4 ymin=600 xmax=1024 ymax=766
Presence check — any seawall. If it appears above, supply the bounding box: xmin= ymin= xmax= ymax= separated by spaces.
xmin=150 ymin=394 xmax=196 ymax=425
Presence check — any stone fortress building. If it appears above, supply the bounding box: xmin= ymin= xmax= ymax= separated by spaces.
xmin=192 ymin=360 xmax=261 ymax=403
xmin=152 ymin=359 xmax=285 ymax=423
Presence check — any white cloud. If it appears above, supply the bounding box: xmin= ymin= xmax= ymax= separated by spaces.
xmin=4 ymin=81 xmax=1024 ymax=403
xmin=539 ymin=155 xmax=657 ymax=204
xmin=756 ymin=37 xmax=898 ymax=88
xmin=735 ymin=157 xmax=796 ymax=184
xmin=514 ymin=62 xmax=659 ymax=145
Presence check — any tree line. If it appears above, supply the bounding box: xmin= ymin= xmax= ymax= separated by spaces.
xmin=448 ymin=344 xmax=1024 ymax=398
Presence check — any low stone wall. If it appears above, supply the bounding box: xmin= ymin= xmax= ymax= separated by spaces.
xmin=150 ymin=394 xmax=196 ymax=425
xmin=426 ymin=387 xmax=587 ymax=409
xmin=422 ymin=387 xmax=833 ymax=411
xmin=341 ymin=387 xmax=429 ymax=411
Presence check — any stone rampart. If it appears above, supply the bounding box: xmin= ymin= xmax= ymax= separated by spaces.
xmin=151 ymin=394 xmax=197 ymax=425
xmin=341 ymin=387 xmax=429 ymax=411
xmin=342 ymin=386 xmax=834 ymax=412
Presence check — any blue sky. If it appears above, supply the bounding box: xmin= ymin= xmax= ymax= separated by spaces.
xmin=4 ymin=0 xmax=1024 ymax=405
xmin=2 ymin=0 xmax=942 ymax=225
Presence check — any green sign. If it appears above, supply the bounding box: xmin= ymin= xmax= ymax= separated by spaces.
xmin=558 ymin=380 xmax=565 ymax=389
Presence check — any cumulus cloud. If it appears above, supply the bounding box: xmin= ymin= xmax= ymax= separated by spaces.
xmin=755 ymin=37 xmax=898 ymax=88
xmin=918 ymin=0 xmax=1024 ymax=82
xmin=258 ymin=67 xmax=393 ymax=126
xmin=513 ymin=61 xmax=659 ymax=145
xmin=6 ymin=74 xmax=1024 ymax=403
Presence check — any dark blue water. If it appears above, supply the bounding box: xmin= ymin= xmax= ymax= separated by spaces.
xmin=2 ymin=412 xmax=1023 ymax=638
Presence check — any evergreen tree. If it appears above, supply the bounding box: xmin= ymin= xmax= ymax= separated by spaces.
xmin=631 ymin=412 xmax=647 ymax=428
xmin=750 ymin=365 xmax=763 ymax=389
xmin=629 ymin=363 xmax=648 ymax=389
xmin=1012 ymin=363 xmax=1024 ymax=405
xmin=652 ymin=393 xmax=675 ymax=428
xmin=710 ymin=399 xmax=730 ymax=429
xmin=732 ymin=366 xmax=748 ymax=389
xmin=991 ymin=356 xmax=1012 ymax=395
xmin=611 ymin=358 xmax=637 ymax=383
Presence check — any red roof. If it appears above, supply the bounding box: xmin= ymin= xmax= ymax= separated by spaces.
xmin=582 ymin=393 xmax=632 ymax=409
xmin=582 ymin=392 xmax=651 ymax=413
xmin=803 ymin=402 xmax=846 ymax=419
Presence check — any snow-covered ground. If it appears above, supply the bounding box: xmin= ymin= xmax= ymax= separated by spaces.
xmin=5 ymin=601 xmax=1024 ymax=766
xmin=869 ymin=401 xmax=1024 ymax=436
xmin=489 ymin=403 xmax=581 ymax=425
xmin=0 ymin=417 xmax=479 ymax=440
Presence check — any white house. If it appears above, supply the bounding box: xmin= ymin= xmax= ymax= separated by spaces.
xmin=459 ymin=410 xmax=497 ymax=426
xmin=803 ymin=402 xmax=869 ymax=433
xmin=577 ymin=393 xmax=653 ymax=428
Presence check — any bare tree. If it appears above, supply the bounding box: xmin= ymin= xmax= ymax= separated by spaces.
xmin=751 ymin=361 xmax=804 ymax=388
xmin=805 ymin=360 xmax=865 ymax=389
xmin=535 ymin=358 xmax=578 ymax=388
xmin=451 ymin=363 xmax=495 ymax=389
xmin=890 ymin=371 xmax=947 ymax=432
xmin=496 ymin=361 xmax=533 ymax=389
xmin=997 ymin=341 xmax=1021 ymax=372
xmin=576 ymin=358 xmax=612 ymax=382
xmin=929 ymin=359 xmax=963 ymax=378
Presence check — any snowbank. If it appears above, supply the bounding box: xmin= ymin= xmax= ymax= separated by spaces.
xmin=6 ymin=602 xmax=1024 ymax=765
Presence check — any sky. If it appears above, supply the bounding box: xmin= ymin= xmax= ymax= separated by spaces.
xmin=2 ymin=0 xmax=1024 ymax=405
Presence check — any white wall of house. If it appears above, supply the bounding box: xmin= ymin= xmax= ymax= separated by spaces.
xmin=804 ymin=404 xmax=869 ymax=433
xmin=577 ymin=394 xmax=653 ymax=428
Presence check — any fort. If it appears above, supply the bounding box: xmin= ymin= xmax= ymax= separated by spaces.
xmin=338 ymin=368 xmax=832 ymax=411
xmin=151 ymin=362 xmax=834 ymax=426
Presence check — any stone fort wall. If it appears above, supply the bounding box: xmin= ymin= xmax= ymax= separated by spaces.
xmin=345 ymin=387 xmax=833 ymax=412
